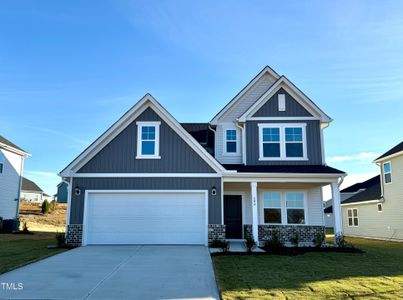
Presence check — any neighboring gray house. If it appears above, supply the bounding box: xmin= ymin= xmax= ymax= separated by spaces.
xmin=56 ymin=181 xmax=68 ymax=203
xmin=59 ymin=66 xmax=345 ymax=247
xmin=0 ymin=136 xmax=29 ymax=222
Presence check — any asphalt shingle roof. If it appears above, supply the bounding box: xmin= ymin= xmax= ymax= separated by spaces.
xmin=222 ymin=164 xmax=345 ymax=174
xmin=22 ymin=177 xmax=43 ymax=193
xmin=375 ymin=141 xmax=403 ymax=161
xmin=340 ymin=175 xmax=380 ymax=193
xmin=342 ymin=178 xmax=381 ymax=204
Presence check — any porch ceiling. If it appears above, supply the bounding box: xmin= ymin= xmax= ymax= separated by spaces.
xmin=224 ymin=182 xmax=328 ymax=190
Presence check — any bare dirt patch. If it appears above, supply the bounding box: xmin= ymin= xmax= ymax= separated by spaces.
xmin=19 ymin=201 xmax=66 ymax=232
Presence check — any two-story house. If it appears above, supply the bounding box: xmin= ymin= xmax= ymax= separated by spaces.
xmin=59 ymin=66 xmax=345 ymax=246
xmin=342 ymin=141 xmax=403 ymax=241
xmin=0 ymin=136 xmax=29 ymax=227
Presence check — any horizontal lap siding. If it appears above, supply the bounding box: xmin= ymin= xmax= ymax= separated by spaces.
xmin=246 ymin=120 xmax=322 ymax=165
xmin=78 ymin=108 xmax=215 ymax=173
xmin=70 ymin=177 xmax=222 ymax=225
xmin=307 ymin=187 xmax=324 ymax=226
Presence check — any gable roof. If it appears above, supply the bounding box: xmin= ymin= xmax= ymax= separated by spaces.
xmin=342 ymin=177 xmax=381 ymax=204
xmin=22 ymin=177 xmax=43 ymax=193
xmin=210 ymin=66 xmax=280 ymax=125
xmin=340 ymin=175 xmax=380 ymax=193
xmin=59 ymin=94 xmax=226 ymax=177
xmin=374 ymin=141 xmax=403 ymax=162
xmin=181 ymin=123 xmax=214 ymax=155
xmin=238 ymin=76 xmax=332 ymax=122
xmin=0 ymin=136 xmax=29 ymax=156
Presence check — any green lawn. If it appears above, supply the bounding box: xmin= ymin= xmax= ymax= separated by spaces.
xmin=212 ymin=237 xmax=403 ymax=299
xmin=0 ymin=232 xmax=67 ymax=274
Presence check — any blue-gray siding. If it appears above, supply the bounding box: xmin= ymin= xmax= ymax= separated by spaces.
xmin=246 ymin=120 xmax=323 ymax=165
xmin=253 ymin=88 xmax=313 ymax=117
xmin=57 ymin=182 xmax=68 ymax=203
xmin=78 ymin=107 xmax=216 ymax=173
xmin=70 ymin=177 xmax=222 ymax=224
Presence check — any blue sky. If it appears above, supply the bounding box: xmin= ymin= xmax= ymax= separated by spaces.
xmin=1 ymin=1 xmax=402 ymax=195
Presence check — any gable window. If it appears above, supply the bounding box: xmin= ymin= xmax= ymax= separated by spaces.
xmin=278 ymin=94 xmax=286 ymax=111
xmin=224 ymin=129 xmax=238 ymax=154
xmin=136 ymin=121 xmax=161 ymax=159
xmin=263 ymin=192 xmax=282 ymax=224
xmin=0 ymin=152 xmax=4 ymax=173
xmin=347 ymin=208 xmax=359 ymax=227
xmin=286 ymin=192 xmax=305 ymax=224
xmin=383 ymin=162 xmax=392 ymax=184
xmin=258 ymin=123 xmax=307 ymax=160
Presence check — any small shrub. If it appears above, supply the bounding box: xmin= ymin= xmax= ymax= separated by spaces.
xmin=290 ymin=231 xmax=300 ymax=247
xmin=313 ymin=231 xmax=325 ymax=247
xmin=22 ymin=221 xmax=29 ymax=233
xmin=335 ymin=233 xmax=347 ymax=248
xmin=49 ymin=200 xmax=57 ymax=212
xmin=243 ymin=236 xmax=256 ymax=253
xmin=56 ymin=232 xmax=66 ymax=247
xmin=41 ymin=200 xmax=50 ymax=214
xmin=263 ymin=229 xmax=284 ymax=250
xmin=209 ymin=239 xmax=230 ymax=253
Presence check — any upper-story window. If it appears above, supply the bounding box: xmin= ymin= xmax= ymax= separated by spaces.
xmin=224 ymin=128 xmax=239 ymax=155
xmin=136 ymin=121 xmax=161 ymax=159
xmin=0 ymin=152 xmax=4 ymax=173
xmin=383 ymin=162 xmax=392 ymax=184
xmin=258 ymin=123 xmax=307 ymax=160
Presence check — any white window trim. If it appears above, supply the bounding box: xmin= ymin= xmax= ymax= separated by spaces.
xmin=222 ymin=126 xmax=240 ymax=156
xmin=383 ymin=161 xmax=392 ymax=184
xmin=136 ymin=121 xmax=161 ymax=159
xmin=259 ymin=190 xmax=308 ymax=225
xmin=258 ymin=123 xmax=308 ymax=161
xmin=347 ymin=208 xmax=359 ymax=227
xmin=377 ymin=203 xmax=383 ymax=212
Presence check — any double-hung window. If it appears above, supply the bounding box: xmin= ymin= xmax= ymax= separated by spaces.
xmin=262 ymin=191 xmax=306 ymax=225
xmin=383 ymin=162 xmax=392 ymax=184
xmin=136 ymin=121 xmax=161 ymax=159
xmin=263 ymin=192 xmax=282 ymax=224
xmin=259 ymin=123 xmax=307 ymax=160
xmin=286 ymin=192 xmax=305 ymax=224
xmin=224 ymin=129 xmax=238 ymax=154
xmin=0 ymin=152 xmax=4 ymax=173
xmin=347 ymin=208 xmax=359 ymax=227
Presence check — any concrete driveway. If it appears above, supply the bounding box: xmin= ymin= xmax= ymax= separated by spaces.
xmin=0 ymin=245 xmax=220 ymax=300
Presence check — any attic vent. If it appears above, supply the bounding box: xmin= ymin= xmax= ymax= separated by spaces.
xmin=278 ymin=94 xmax=286 ymax=111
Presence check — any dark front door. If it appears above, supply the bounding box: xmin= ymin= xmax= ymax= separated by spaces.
xmin=224 ymin=195 xmax=243 ymax=239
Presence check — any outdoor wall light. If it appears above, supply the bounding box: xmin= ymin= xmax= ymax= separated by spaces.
xmin=211 ymin=186 xmax=217 ymax=196
xmin=74 ymin=186 xmax=81 ymax=196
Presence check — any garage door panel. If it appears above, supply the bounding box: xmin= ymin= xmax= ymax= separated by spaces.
xmin=85 ymin=192 xmax=206 ymax=245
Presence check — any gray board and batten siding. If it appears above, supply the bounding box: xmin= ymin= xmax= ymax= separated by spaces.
xmin=78 ymin=107 xmax=216 ymax=174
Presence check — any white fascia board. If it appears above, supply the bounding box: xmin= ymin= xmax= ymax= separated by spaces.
xmin=374 ymin=150 xmax=403 ymax=163
xmin=238 ymin=76 xmax=332 ymax=123
xmin=222 ymin=172 xmax=343 ymax=183
xmin=0 ymin=143 xmax=30 ymax=157
xmin=210 ymin=66 xmax=280 ymax=125
xmin=341 ymin=199 xmax=381 ymax=206
xmin=60 ymin=94 xmax=225 ymax=177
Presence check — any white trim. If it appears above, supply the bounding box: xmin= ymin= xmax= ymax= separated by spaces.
xmin=238 ymin=76 xmax=332 ymax=123
xmin=374 ymin=150 xmax=403 ymax=163
xmin=247 ymin=116 xmax=320 ymax=121
xmin=0 ymin=142 xmax=30 ymax=157
xmin=222 ymin=126 xmax=240 ymax=156
xmin=258 ymin=123 xmax=308 ymax=161
xmin=259 ymin=189 xmax=308 ymax=225
xmin=71 ymin=173 xmax=221 ymax=178
xmin=59 ymin=94 xmax=225 ymax=176
xmin=210 ymin=66 xmax=280 ymax=125
xmin=136 ymin=121 xmax=161 ymax=159
xmin=382 ymin=161 xmax=392 ymax=185
xmin=65 ymin=179 xmax=72 ymax=230
xmin=82 ymin=189 xmax=209 ymax=246
xmin=341 ymin=199 xmax=381 ymax=206
xmin=220 ymin=178 xmax=224 ymax=225
xmin=224 ymin=191 xmax=247 ymax=238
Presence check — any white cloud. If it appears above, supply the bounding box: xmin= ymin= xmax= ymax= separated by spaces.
xmin=328 ymin=152 xmax=379 ymax=163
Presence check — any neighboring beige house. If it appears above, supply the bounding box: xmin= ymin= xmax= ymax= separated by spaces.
xmin=20 ymin=177 xmax=46 ymax=203
xmin=342 ymin=141 xmax=403 ymax=242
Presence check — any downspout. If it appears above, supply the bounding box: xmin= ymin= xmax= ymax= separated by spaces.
xmin=235 ymin=121 xmax=246 ymax=165
xmin=15 ymin=155 xmax=26 ymax=221
xmin=320 ymin=122 xmax=330 ymax=165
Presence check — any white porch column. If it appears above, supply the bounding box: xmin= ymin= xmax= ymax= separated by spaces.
xmin=251 ymin=181 xmax=258 ymax=243
xmin=331 ymin=182 xmax=343 ymax=240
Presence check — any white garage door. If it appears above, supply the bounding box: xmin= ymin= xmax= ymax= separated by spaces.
xmin=84 ymin=191 xmax=207 ymax=245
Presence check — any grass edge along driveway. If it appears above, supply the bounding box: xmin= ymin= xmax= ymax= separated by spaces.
xmin=212 ymin=237 xmax=403 ymax=299
xmin=0 ymin=232 xmax=67 ymax=275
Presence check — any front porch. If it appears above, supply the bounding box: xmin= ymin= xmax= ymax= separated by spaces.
xmin=211 ymin=175 xmax=343 ymax=246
